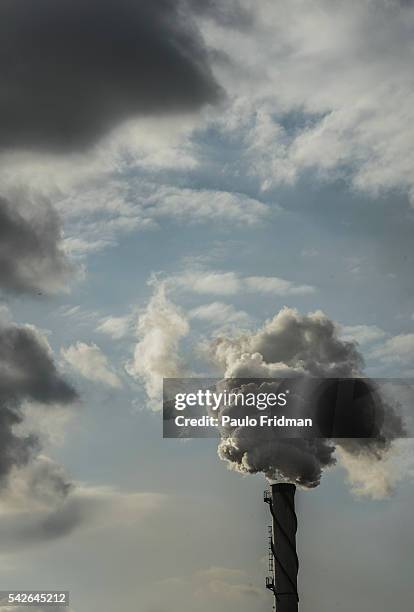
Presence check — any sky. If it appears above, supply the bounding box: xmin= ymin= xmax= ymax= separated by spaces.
xmin=0 ymin=1 xmax=414 ymax=611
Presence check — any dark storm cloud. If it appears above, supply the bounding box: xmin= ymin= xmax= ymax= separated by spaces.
xmin=0 ymin=322 xmax=77 ymax=404
xmin=0 ymin=0 xmax=222 ymax=152
xmin=0 ymin=195 xmax=73 ymax=295
xmin=0 ymin=405 xmax=39 ymax=485
xmin=0 ymin=320 xmax=77 ymax=484
xmin=189 ymin=0 xmax=253 ymax=28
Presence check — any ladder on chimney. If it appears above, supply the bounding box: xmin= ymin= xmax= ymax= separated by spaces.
xmin=267 ymin=525 xmax=274 ymax=574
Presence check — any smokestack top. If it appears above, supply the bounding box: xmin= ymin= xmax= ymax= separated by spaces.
xmin=272 ymin=483 xmax=297 ymax=493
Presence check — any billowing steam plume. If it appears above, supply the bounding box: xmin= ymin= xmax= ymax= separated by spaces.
xmin=209 ymin=307 xmax=404 ymax=496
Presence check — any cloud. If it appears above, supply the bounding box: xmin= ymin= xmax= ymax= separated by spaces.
xmin=190 ymin=302 xmax=251 ymax=326
xmin=0 ymin=457 xmax=72 ymax=516
xmin=0 ymin=195 xmax=74 ymax=295
xmin=200 ymin=0 xmax=414 ymax=201
xmin=301 ymin=248 xmax=318 ymax=257
xmin=369 ymin=333 xmax=414 ymax=364
xmin=340 ymin=324 xmax=387 ymax=345
xmin=336 ymin=445 xmax=399 ymax=500
xmin=156 ymin=566 xmax=264 ymax=605
xmin=0 ymin=318 xmax=77 ymax=487
xmin=0 ymin=0 xmax=221 ymax=152
xmin=126 ymin=282 xmax=189 ymax=407
xmin=56 ymin=305 xmax=99 ymax=329
xmin=96 ymin=315 xmax=133 ymax=340
xmin=58 ymin=185 xmax=270 ymax=257
xmin=146 ymin=187 xmax=270 ymax=226
xmin=244 ymin=275 xmax=315 ymax=296
xmin=173 ymin=271 xmax=242 ymax=295
xmin=4 ymin=171 xmax=270 ymax=258
xmin=1 ymin=0 xmax=413 ymax=271
xmin=0 ymin=478 xmax=165 ymax=550
xmin=0 ymin=304 xmax=11 ymax=324
xmin=171 ymin=270 xmax=315 ymax=296
xmin=61 ymin=342 xmax=121 ymax=388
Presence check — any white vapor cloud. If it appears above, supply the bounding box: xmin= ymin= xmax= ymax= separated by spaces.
xmin=336 ymin=440 xmax=414 ymax=500
xmin=206 ymin=306 xmax=405 ymax=495
xmin=369 ymin=333 xmax=414 ymax=364
xmin=61 ymin=342 xmax=121 ymax=388
xmin=155 ymin=566 xmax=264 ymax=606
xmin=244 ymin=275 xmax=315 ymax=296
xmin=340 ymin=324 xmax=387 ymax=346
xmin=146 ymin=187 xmax=270 ymax=226
xmin=96 ymin=315 xmax=132 ymax=340
xmin=200 ymin=0 xmax=414 ymax=201
xmin=126 ymin=282 xmax=189 ymax=408
xmin=170 ymin=270 xmax=315 ymax=296
xmin=190 ymin=302 xmax=251 ymax=326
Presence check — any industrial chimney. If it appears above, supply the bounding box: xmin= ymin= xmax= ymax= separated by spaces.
xmin=264 ymin=483 xmax=299 ymax=612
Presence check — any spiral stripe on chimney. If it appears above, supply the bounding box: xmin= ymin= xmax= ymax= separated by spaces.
xmin=265 ymin=483 xmax=299 ymax=611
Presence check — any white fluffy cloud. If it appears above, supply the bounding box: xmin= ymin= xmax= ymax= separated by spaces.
xmin=244 ymin=275 xmax=315 ymax=296
xmin=369 ymin=333 xmax=414 ymax=364
xmin=338 ymin=325 xmax=414 ymax=373
xmin=171 ymin=270 xmax=315 ymax=296
xmin=0 ymin=469 xmax=165 ymax=547
xmin=0 ymin=126 xmax=270 ymax=258
xmin=190 ymin=302 xmax=251 ymax=326
xmin=340 ymin=324 xmax=387 ymax=346
xmin=126 ymin=282 xmax=189 ymax=407
xmin=61 ymin=342 xmax=121 ymax=388
xmin=145 ymin=186 xmax=270 ymax=226
xmin=96 ymin=315 xmax=132 ymax=340
xmin=200 ymin=0 xmax=414 ymax=200
xmin=336 ymin=440 xmax=414 ymax=500
xmin=173 ymin=270 xmax=242 ymax=295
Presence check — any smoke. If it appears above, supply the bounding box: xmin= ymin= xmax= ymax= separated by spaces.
xmin=126 ymin=282 xmax=189 ymax=408
xmin=336 ymin=446 xmax=397 ymax=500
xmin=213 ymin=307 xmax=363 ymax=378
xmin=209 ymin=307 xmax=404 ymax=496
